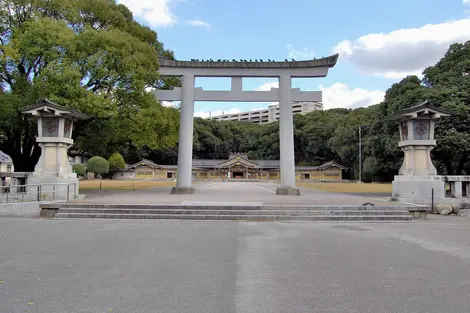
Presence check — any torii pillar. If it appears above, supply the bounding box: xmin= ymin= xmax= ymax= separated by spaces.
xmin=171 ymin=74 xmax=196 ymax=194
xmin=277 ymin=75 xmax=299 ymax=195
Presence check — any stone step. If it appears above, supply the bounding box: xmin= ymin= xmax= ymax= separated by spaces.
xmin=54 ymin=213 xmax=413 ymax=222
xmin=44 ymin=203 xmax=421 ymax=211
xmin=58 ymin=208 xmax=411 ymax=216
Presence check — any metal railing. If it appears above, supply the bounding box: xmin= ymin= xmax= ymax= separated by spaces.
xmin=0 ymin=183 xmax=77 ymax=204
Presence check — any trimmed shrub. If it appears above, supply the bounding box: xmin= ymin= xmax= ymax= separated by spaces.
xmin=108 ymin=152 xmax=126 ymax=173
xmin=72 ymin=163 xmax=86 ymax=176
xmin=87 ymin=156 xmax=109 ymax=176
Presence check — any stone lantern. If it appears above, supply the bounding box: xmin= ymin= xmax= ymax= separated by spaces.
xmin=386 ymin=100 xmax=451 ymax=203
xmin=22 ymin=99 xmax=88 ymax=200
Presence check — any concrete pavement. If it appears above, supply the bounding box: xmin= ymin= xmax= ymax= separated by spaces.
xmin=78 ymin=181 xmax=416 ymax=207
xmin=1 ymin=216 xmax=469 ymax=312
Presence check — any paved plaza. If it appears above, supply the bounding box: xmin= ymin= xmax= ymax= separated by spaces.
xmin=1 ymin=216 xmax=469 ymax=313
xmin=78 ymin=181 xmax=414 ymax=207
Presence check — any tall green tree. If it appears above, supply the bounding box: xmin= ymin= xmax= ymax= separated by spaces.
xmin=0 ymin=0 xmax=179 ymax=171
xmin=423 ymin=41 xmax=470 ymax=174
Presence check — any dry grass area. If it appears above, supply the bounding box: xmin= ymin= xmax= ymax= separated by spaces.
xmin=298 ymin=182 xmax=392 ymax=194
xmin=79 ymin=180 xmax=176 ymax=190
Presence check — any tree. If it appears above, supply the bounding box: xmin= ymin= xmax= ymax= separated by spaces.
xmin=0 ymin=0 xmax=180 ymax=172
xmin=362 ymin=157 xmax=378 ymax=183
xmin=423 ymin=41 xmax=470 ymax=174
xmin=87 ymin=156 xmax=109 ymax=177
xmin=294 ymin=111 xmax=338 ymax=165
xmin=72 ymin=163 xmax=86 ymax=176
xmin=108 ymin=152 xmax=125 ymax=175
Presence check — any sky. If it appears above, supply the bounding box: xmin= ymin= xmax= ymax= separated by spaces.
xmin=118 ymin=0 xmax=470 ymax=117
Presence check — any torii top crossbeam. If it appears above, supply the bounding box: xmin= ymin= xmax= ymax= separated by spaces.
xmin=158 ymin=54 xmax=339 ymax=77
xmin=155 ymin=54 xmax=339 ymax=102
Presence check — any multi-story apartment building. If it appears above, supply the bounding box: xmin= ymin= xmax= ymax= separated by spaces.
xmin=207 ymin=102 xmax=323 ymax=124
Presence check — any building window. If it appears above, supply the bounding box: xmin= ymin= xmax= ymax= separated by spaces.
xmin=301 ymin=173 xmax=310 ymax=179
xmin=6 ymin=164 xmax=12 ymax=172
xmin=167 ymin=172 xmax=173 ymax=179
xmin=324 ymin=170 xmax=340 ymax=177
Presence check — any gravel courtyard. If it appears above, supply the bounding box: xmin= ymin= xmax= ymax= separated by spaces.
xmin=1 ymin=216 xmax=469 ymax=313
xmin=77 ymin=181 xmax=411 ymax=206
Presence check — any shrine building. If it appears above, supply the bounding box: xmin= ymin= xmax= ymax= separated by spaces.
xmin=117 ymin=153 xmax=347 ymax=181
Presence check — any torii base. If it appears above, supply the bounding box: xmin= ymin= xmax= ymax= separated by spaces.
xmin=171 ymin=187 xmax=196 ymax=195
xmin=276 ymin=187 xmax=300 ymax=196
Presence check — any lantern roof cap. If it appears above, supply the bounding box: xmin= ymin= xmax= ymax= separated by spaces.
xmin=22 ymin=99 xmax=89 ymax=120
xmin=385 ymin=100 xmax=451 ymax=122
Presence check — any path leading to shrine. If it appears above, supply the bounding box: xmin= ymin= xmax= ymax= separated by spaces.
xmin=77 ymin=181 xmax=415 ymax=207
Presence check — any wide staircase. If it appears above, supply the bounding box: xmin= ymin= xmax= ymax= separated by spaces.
xmin=42 ymin=203 xmax=418 ymax=222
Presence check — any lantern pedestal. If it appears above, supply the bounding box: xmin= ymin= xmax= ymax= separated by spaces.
xmin=392 ymin=175 xmax=445 ymax=204
xmin=22 ymin=99 xmax=88 ymax=201
xmin=26 ymin=174 xmax=81 ymax=202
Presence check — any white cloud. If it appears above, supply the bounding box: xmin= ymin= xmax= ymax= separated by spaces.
xmin=285 ymin=44 xmax=315 ymax=60
xmin=254 ymin=81 xmax=279 ymax=91
xmin=161 ymin=101 xmax=177 ymax=107
xmin=118 ymin=0 xmax=176 ymax=27
xmin=184 ymin=19 xmax=211 ymax=29
xmin=253 ymin=82 xmax=279 ymax=107
xmin=464 ymin=0 xmax=470 ymax=5
xmin=334 ymin=18 xmax=470 ymax=78
xmin=321 ymin=83 xmax=385 ymax=110
xmin=254 ymin=81 xmax=383 ymax=110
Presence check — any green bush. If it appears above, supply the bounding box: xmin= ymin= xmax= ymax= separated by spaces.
xmin=108 ymin=152 xmax=126 ymax=173
xmin=87 ymin=156 xmax=109 ymax=175
xmin=72 ymin=163 xmax=86 ymax=176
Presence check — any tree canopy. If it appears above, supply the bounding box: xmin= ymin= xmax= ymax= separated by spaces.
xmin=0 ymin=0 xmax=180 ymax=171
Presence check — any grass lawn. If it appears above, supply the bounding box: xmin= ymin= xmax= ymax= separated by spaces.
xmin=79 ymin=180 xmax=176 ymax=191
xmin=298 ymin=182 xmax=392 ymax=194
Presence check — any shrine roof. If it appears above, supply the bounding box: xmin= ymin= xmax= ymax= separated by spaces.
xmin=22 ymin=99 xmax=88 ymax=120
xmin=385 ymin=100 xmax=451 ymax=121
xmin=0 ymin=150 xmax=12 ymax=163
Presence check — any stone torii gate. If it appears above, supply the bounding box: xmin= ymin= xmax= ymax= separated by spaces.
xmin=154 ymin=55 xmax=339 ymax=195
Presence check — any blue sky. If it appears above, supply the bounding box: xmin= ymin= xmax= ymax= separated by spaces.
xmin=119 ymin=0 xmax=470 ymax=116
